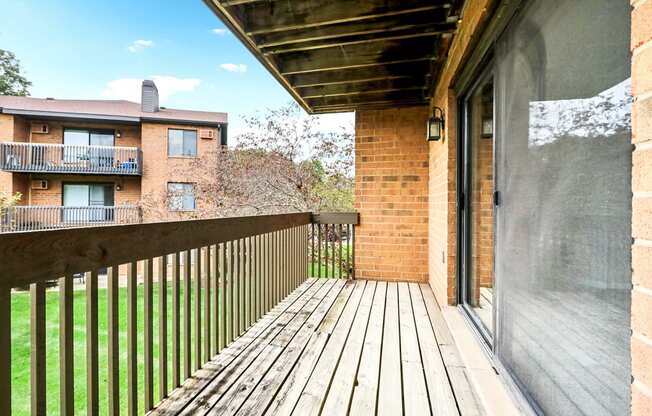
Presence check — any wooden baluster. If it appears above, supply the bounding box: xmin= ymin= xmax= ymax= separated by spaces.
xmin=31 ymin=281 xmax=46 ymax=416
xmin=282 ymin=229 xmax=287 ymax=297
xmin=212 ymin=245 xmax=219 ymax=357
xmin=204 ymin=247 xmax=211 ymax=363
xmin=266 ymin=233 xmax=271 ymax=312
xmin=311 ymin=224 xmax=315 ymax=279
xmin=108 ymin=265 xmax=120 ymax=415
xmin=172 ymin=252 xmax=181 ymax=388
xmin=159 ymin=255 xmax=168 ymax=399
xmin=144 ymin=259 xmax=154 ymax=410
xmin=257 ymin=234 xmax=262 ymax=320
xmin=219 ymin=243 xmax=227 ymax=350
xmin=293 ymin=227 xmax=297 ymax=289
xmin=239 ymin=239 xmax=245 ymax=335
xmin=318 ymin=224 xmax=322 ymax=278
xmin=244 ymin=238 xmax=250 ymax=329
xmin=87 ymin=271 xmax=99 ymax=416
xmin=261 ymin=234 xmax=267 ymax=314
xmin=324 ymin=224 xmax=329 ymax=279
xmin=183 ymin=250 xmax=191 ymax=380
xmin=348 ymin=224 xmax=352 ymax=279
xmin=227 ymin=241 xmax=234 ymax=345
xmin=352 ymin=225 xmax=356 ymax=279
xmin=59 ymin=274 xmax=74 ymax=416
xmin=251 ymin=236 xmax=256 ymax=324
xmin=0 ymin=284 xmax=10 ymax=416
xmin=288 ymin=227 xmax=297 ymax=293
xmin=274 ymin=231 xmax=280 ymax=305
xmin=233 ymin=240 xmax=240 ymax=338
xmin=127 ymin=262 xmax=138 ymax=416
xmin=339 ymin=224 xmax=344 ymax=279
xmin=332 ymin=225 xmax=336 ymax=278
xmin=194 ymin=248 xmax=202 ymax=372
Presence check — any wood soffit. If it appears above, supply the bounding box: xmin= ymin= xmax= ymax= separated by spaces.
xmin=204 ymin=0 xmax=464 ymax=113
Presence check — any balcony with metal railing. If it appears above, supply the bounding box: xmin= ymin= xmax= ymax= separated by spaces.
xmin=0 ymin=205 xmax=142 ymax=232
xmin=0 ymin=142 xmax=142 ymax=175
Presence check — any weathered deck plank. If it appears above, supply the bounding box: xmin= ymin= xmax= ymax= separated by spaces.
xmin=149 ymin=279 xmax=486 ymax=416
xmin=148 ymin=278 xmax=319 ymax=415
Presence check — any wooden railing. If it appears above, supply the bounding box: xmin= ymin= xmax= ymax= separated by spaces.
xmin=310 ymin=212 xmax=359 ymax=279
xmin=0 ymin=212 xmax=357 ymax=415
xmin=0 ymin=205 xmax=142 ymax=232
xmin=0 ymin=142 xmax=143 ymax=175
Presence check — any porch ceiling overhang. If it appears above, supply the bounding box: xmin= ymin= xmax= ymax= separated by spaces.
xmin=204 ymin=0 xmax=464 ymax=114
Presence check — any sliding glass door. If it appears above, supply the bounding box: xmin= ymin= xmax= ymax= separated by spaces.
xmin=491 ymin=0 xmax=632 ymax=414
xmin=459 ymin=68 xmax=496 ymax=343
xmin=63 ymin=183 xmax=114 ymax=222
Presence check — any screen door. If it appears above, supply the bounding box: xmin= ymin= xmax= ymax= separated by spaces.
xmin=493 ymin=0 xmax=632 ymax=414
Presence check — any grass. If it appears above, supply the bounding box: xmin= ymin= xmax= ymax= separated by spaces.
xmin=11 ymin=284 xmax=203 ymax=416
xmin=308 ymin=242 xmax=353 ymax=278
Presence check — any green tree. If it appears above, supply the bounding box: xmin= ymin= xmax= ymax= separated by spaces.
xmin=0 ymin=49 xmax=31 ymax=96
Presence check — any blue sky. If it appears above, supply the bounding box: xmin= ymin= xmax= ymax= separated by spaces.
xmin=0 ymin=0 xmax=354 ymax=141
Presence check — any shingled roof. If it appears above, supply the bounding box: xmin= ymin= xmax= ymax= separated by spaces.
xmin=0 ymin=96 xmax=227 ymax=126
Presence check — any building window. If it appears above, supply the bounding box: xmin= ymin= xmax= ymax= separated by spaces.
xmin=167 ymin=182 xmax=195 ymax=211
xmin=168 ymin=129 xmax=197 ymax=157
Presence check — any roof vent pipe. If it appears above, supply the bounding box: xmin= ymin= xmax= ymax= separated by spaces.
xmin=141 ymin=80 xmax=159 ymax=113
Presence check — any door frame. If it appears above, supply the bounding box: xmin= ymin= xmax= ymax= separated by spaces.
xmin=456 ymin=62 xmax=496 ymax=348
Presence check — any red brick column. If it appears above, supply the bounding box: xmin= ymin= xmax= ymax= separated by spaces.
xmin=354 ymin=106 xmax=429 ymax=282
xmin=631 ymin=0 xmax=652 ymax=413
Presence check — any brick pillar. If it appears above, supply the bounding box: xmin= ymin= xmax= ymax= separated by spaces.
xmin=0 ymin=114 xmax=15 ymax=195
xmin=354 ymin=106 xmax=429 ymax=282
xmin=631 ymin=0 xmax=652 ymax=413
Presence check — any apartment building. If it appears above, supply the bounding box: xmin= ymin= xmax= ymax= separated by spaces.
xmin=0 ymin=80 xmax=227 ymax=231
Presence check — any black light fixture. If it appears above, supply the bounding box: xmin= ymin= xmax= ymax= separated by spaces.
xmin=481 ymin=116 xmax=493 ymax=138
xmin=427 ymin=107 xmax=445 ymax=141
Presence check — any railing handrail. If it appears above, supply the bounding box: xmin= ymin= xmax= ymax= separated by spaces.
xmin=6 ymin=204 xmax=139 ymax=209
xmin=0 ymin=141 xmax=141 ymax=151
xmin=0 ymin=212 xmax=313 ymax=287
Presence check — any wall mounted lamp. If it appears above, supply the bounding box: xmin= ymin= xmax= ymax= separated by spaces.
xmin=427 ymin=107 xmax=445 ymax=141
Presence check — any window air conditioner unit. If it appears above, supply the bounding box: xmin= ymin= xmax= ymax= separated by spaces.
xmin=31 ymin=179 xmax=48 ymax=190
xmin=31 ymin=123 xmax=49 ymax=134
xmin=199 ymin=129 xmax=214 ymax=139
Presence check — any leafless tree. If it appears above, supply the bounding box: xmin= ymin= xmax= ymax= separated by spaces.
xmin=141 ymin=102 xmax=354 ymax=220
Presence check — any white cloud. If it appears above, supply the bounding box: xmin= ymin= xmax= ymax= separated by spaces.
xmin=101 ymin=75 xmax=201 ymax=103
xmin=212 ymin=28 xmax=227 ymax=35
xmin=220 ymin=63 xmax=247 ymax=73
xmin=127 ymin=39 xmax=154 ymax=53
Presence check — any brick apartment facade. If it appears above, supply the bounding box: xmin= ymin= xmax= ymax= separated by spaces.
xmin=0 ymin=80 xmax=227 ymax=229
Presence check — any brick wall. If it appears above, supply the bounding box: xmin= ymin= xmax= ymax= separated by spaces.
xmin=140 ymin=122 xmax=220 ymax=222
xmin=24 ymin=119 xmax=141 ymax=148
xmin=354 ymin=106 xmax=429 ymax=282
xmin=631 ymin=0 xmax=652 ymax=413
xmin=0 ymin=114 xmax=15 ymax=195
xmin=429 ymin=0 xmax=493 ymax=305
xmin=25 ymin=175 xmax=140 ymax=206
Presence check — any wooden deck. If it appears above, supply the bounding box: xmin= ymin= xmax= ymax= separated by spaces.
xmin=150 ymin=278 xmax=485 ymax=416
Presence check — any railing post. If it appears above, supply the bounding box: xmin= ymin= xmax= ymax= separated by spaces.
xmin=31 ymin=281 xmax=46 ymax=416
xmin=59 ymin=274 xmax=74 ymax=416
xmin=0 ymin=284 xmax=9 ymax=416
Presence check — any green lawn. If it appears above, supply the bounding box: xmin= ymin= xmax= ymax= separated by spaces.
xmin=11 ymin=284 xmax=203 ymax=416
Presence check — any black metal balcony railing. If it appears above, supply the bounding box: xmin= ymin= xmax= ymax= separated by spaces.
xmin=0 ymin=212 xmax=359 ymax=415
xmin=0 ymin=205 xmax=142 ymax=232
xmin=0 ymin=142 xmax=142 ymax=175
